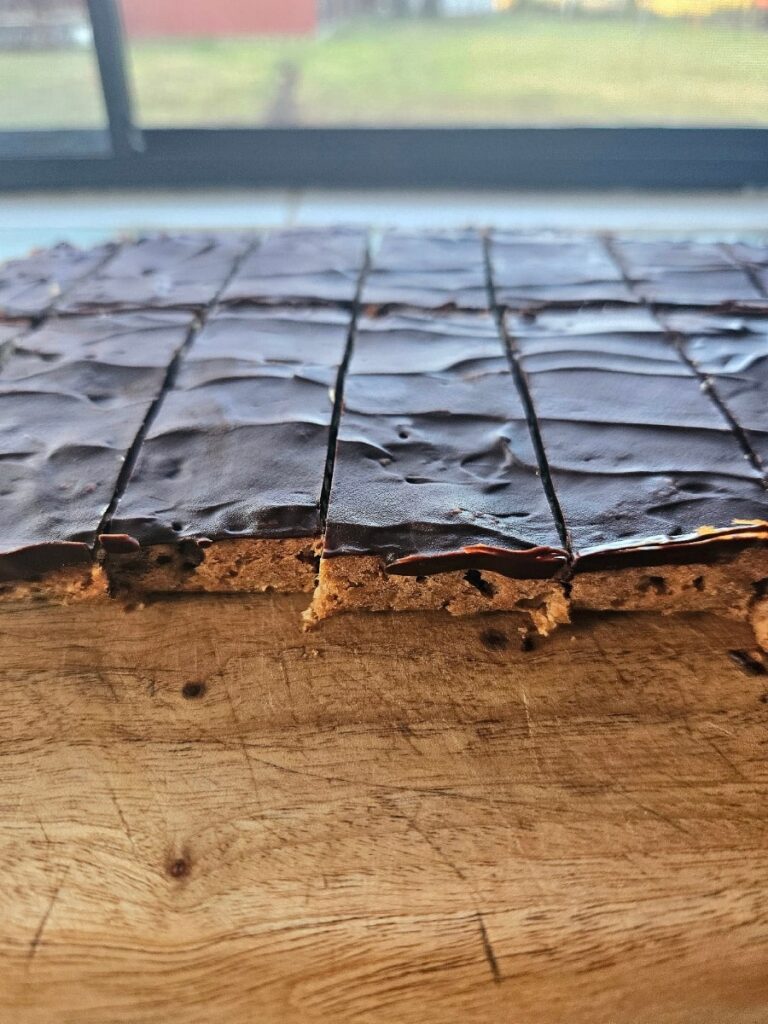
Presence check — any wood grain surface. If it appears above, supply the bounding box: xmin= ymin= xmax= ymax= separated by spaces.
xmin=0 ymin=596 xmax=767 ymax=1024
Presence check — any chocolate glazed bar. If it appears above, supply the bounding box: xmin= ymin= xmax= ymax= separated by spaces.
xmin=360 ymin=230 xmax=489 ymax=312
xmin=0 ymin=311 xmax=196 ymax=600
xmin=103 ymin=308 xmax=356 ymax=595
xmin=488 ymin=232 xmax=635 ymax=309
xmin=728 ymin=241 xmax=768 ymax=296
xmin=0 ymin=241 xmax=116 ymax=320
xmin=220 ymin=227 xmax=368 ymax=307
xmin=665 ymin=310 xmax=768 ymax=469
xmin=664 ymin=307 xmax=768 ymax=646
xmin=610 ymin=239 xmax=768 ymax=311
xmin=503 ymin=305 xmax=768 ymax=622
xmin=308 ymin=311 xmax=569 ymax=633
xmin=56 ymin=233 xmax=256 ymax=314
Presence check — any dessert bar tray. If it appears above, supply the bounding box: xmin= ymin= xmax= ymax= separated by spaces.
xmin=0 ymin=228 xmax=766 ymax=645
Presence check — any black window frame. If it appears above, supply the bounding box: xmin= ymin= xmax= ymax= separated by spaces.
xmin=0 ymin=0 xmax=766 ymax=191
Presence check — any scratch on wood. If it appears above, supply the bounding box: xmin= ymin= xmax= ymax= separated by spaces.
xmin=511 ymin=833 xmax=547 ymax=897
xmin=476 ymin=911 xmax=502 ymax=984
xmin=27 ymin=865 xmax=70 ymax=964
xmin=623 ymin=792 xmax=694 ymax=838
xmin=99 ymin=671 xmax=119 ymax=703
xmin=519 ymin=683 xmax=544 ymax=781
xmin=36 ymin=815 xmax=52 ymax=851
xmin=235 ymin=751 xmax=518 ymax=803
xmin=277 ymin=653 xmax=300 ymax=729
xmin=105 ymin=776 xmax=138 ymax=855
xmin=395 ymin=721 xmax=423 ymax=757
xmin=621 ymin=851 xmax=652 ymax=880
xmin=222 ymin=678 xmax=283 ymax=842
xmin=221 ymin=675 xmax=243 ymax=736
xmin=701 ymin=734 xmax=748 ymax=783
xmin=591 ymin=634 xmax=632 ymax=687
xmin=379 ymin=794 xmax=469 ymax=886
xmin=386 ymin=794 xmax=511 ymax=985
xmin=703 ymin=721 xmax=736 ymax=738
xmin=239 ymin=738 xmax=284 ymax=842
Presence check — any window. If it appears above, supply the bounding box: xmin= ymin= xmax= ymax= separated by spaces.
xmin=121 ymin=0 xmax=768 ymax=129
xmin=0 ymin=0 xmax=766 ymax=189
xmin=0 ymin=0 xmax=105 ymax=130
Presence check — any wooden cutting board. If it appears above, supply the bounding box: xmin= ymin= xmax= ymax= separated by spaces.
xmin=0 ymin=595 xmax=766 ymax=1024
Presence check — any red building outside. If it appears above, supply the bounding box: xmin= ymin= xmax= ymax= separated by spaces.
xmin=122 ymin=0 xmax=318 ymax=38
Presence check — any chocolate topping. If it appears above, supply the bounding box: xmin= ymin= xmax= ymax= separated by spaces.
xmin=106 ymin=307 xmax=353 ymax=546
xmin=1 ymin=231 xmax=767 ymax=587
xmin=0 ymin=311 xmax=195 ymax=581
xmin=0 ymin=321 xmax=29 ymax=361
xmin=611 ymin=239 xmax=767 ymax=310
xmin=728 ymin=241 xmax=768 ymax=294
xmin=666 ymin=310 xmax=768 ymax=468
xmin=0 ymin=241 xmax=116 ymax=320
xmin=488 ymin=232 xmax=635 ymax=309
xmin=57 ymin=234 xmax=255 ymax=314
xmin=220 ymin=227 xmax=367 ymax=307
xmin=506 ymin=306 xmax=768 ymax=570
xmin=323 ymin=312 xmax=567 ymax=576
xmin=362 ymin=230 xmax=488 ymax=312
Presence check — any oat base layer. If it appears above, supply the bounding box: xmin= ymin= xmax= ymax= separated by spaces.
xmin=106 ymin=538 xmax=320 ymax=596
xmin=570 ymin=547 xmax=768 ymax=619
xmin=0 ymin=565 xmax=106 ymax=604
xmin=750 ymin=599 xmax=768 ymax=650
xmin=4 ymin=544 xmax=767 ymax=652
xmin=304 ymin=554 xmax=570 ymax=635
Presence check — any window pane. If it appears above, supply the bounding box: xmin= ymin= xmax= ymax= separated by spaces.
xmin=0 ymin=0 xmax=106 ymax=129
xmin=122 ymin=1 xmax=768 ymax=127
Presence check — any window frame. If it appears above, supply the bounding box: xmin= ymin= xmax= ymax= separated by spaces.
xmin=0 ymin=0 xmax=766 ymax=191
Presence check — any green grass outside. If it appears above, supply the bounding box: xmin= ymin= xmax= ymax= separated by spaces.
xmin=1 ymin=14 xmax=767 ymax=129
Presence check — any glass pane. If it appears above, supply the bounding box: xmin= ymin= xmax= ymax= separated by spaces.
xmin=0 ymin=0 xmax=106 ymax=129
xmin=122 ymin=1 xmax=768 ymax=127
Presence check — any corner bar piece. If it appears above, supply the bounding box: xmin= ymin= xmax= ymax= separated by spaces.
xmin=0 ymin=311 xmax=195 ymax=601
xmin=103 ymin=307 xmax=354 ymax=596
xmin=220 ymin=227 xmax=367 ymax=307
xmin=361 ymin=230 xmax=488 ymax=312
xmin=56 ymin=234 xmax=256 ymax=314
xmin=610 ymin=238 xmax=767 ymax=311
xmin=0 ymin=241 xmax=116 ymax=320
xmin=505 ymin=306 xmax=768 ymax=623
xmin=308 ymin=311 xmax=568 ymax=632
xmin=488 ymin=231 xmax=634 ymax=310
